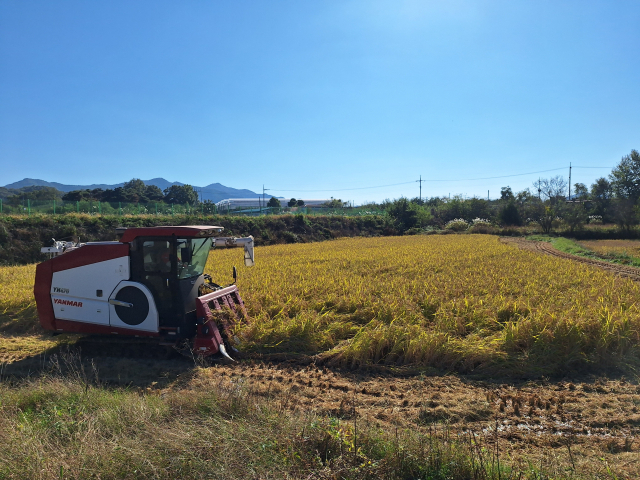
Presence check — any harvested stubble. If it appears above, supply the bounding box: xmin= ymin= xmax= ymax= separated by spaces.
xmin=211 ymin=235 xmax=640 ymax=375
xmin=579 ymin=239 xmax=640 ymax=258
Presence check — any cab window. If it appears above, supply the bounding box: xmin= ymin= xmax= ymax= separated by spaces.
xmin=142 ymin=240 xmax=171 ymax=273
xmin=176 ymin=238 xmax=212 ymax=279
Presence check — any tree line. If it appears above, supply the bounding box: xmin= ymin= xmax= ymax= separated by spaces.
xmin=1 ymin=179 xmax=201 ymax=206
xmin=379 ymin=149 xmax=640 ymax=233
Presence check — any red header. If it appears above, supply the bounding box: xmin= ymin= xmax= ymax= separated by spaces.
xmin=119 ymin=225 xmax=224 ymax=243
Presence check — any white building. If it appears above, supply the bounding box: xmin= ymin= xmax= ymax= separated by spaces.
xmin=215 ymin=198 xmax=332 ymax=211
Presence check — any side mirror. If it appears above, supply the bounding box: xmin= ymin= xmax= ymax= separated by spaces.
xmin=233 ymin=266 xmax=237 ymax=284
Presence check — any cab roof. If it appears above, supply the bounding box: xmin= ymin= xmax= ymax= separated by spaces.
xmin=118 ymin=225 xmax=224 ymax=243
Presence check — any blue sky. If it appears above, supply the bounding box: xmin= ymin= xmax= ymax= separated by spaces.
xmin=1 ymin=0 xmax=639 ymax=203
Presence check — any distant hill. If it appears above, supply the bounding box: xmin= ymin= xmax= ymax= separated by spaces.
xmin=2 ymin=178 xmax=261 ymax=203
xmin=4 ymin=178 xmax=125 ymax=192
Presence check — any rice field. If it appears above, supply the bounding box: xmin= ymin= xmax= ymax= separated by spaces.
xmin=210 ymin=235 xmax=640 ymax=376
xmin=1 ymin=235 xmax=640 ymax=375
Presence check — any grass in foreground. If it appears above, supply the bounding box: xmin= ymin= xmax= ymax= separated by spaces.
xmin=0 ymin=368 xmax=496 ymax=479
xmin=0 ymin=355 xmax=626 ymax=480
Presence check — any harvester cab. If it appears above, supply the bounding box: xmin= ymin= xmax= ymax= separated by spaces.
xmin=34 ymin=226 xmax=254 ymax=360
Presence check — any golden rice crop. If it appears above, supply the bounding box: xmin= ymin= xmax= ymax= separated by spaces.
xmin=1 ymin=235 xmax=639 ymax=375
xmin=0 ymin=264 xmax=60 ymax=361
xmin=0 ymin=264 xmax=35 ymax=318
xmin=209 ymin=235 xmax=640 ymax=375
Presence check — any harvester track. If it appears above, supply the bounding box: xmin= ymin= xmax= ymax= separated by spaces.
xmin=500 ymin=237 xmax=640 ymax=282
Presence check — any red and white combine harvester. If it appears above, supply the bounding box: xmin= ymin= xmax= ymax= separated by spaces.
xmin=34 ymin=226 xmax=254 ymax=360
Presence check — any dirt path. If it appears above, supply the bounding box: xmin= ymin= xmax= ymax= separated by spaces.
xmin=500 ymin=237 xmax=640 ymax=282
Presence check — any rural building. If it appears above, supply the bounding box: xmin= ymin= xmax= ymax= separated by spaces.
xmin=215 ymin=198 xmax=331 ymax=211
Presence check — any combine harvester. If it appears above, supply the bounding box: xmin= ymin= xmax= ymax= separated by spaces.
xmin=34 ymin=226 xmax=254 ymax=361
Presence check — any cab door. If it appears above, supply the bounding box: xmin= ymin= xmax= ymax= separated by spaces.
xmin=130 ymin=237 xmax=182 ymax=327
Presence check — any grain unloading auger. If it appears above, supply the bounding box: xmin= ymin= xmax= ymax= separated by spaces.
xmin=34 ymin=226 xmax=254 ymax=361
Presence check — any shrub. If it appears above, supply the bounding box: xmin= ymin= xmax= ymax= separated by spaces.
xmin=499 ymin=202 xmax=522 ymax=226
xmin=469 ymin=222 xmax=495 ymax=234
xmin=445 ymin=218 xmax=468 ymax=231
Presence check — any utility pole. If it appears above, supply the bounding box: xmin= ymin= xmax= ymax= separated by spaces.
xmin=538 ymin=177 xmax=541 ymax=200
xmin=416 ymin=175 xmax=424 ymax=202
xmin=568 ymin=162 xmax=572 ymax=200
xmin=263 ymin=185 xmax=270 ymax=214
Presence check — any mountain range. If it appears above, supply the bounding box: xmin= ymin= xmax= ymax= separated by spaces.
xmin=2 ymin=178 xmax=261 ymax=203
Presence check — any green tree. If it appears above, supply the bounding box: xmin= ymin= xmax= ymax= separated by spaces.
xmin=467 ymin=197 xmax=489 ymax=219
xmin=515 ymin=188 xmax=534 ymax=204
xmin=287 ymin=198 xmax=297 ymax=207
xmin=144 ymin=185 xmax=164 ymax=201
xmin=610 ymin=149 xmax=640 ymax=201
xmin=61 ymin=189 xmax=92 ymax=202
xmin=323 ymin=198 xmax=346 ymax=208
xmin=573 ymin=183 xmax=589 ymax=199
xmin=561 ymin=203 xmax=587 ymax=233
xmin=201 ymin=199 xmax=217 ymax=214
xmin=267 ymin=197 xmax=281 ymax=208
xmin=386 ymin=197 xmax=420 ymax=232
xmin=123 ymin=179 xmax=147 ymax=197
xmin=500 ymin=186 xmax=514 ymax=202
xmin=101 ymin=187 xmax=129 ymax=203
xmin=499 ymin=201 xmax=522 ymax=226
xmin=8 ymin=186 xmax=63 ymax=205
xmin=589 ymin=177 xmax=613 ymax=222
xmin=296 ymin=199 xmax=305 ymax=207
xmin=122 ymin=178 xmax=147 ymax=195
xmin=163 ymin=185 xmax=199 ymax=204
xmin=613 ymin=199 xmax=638 ymax=230
xmin=438 ymin=195 xmax=469 ymax=222
xmin=532 ymin=205 xmax=557 ymax=234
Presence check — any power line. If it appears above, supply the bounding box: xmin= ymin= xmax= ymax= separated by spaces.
xmin=425 ymin=167 xmax=568 ymax=182
xmin=271 ymin=181 xmax=416 ymax=193
xmin=268 ymin=165 xmax=614 ymax=194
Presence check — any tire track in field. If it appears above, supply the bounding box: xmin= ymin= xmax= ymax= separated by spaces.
xmin=500 ymin=237 xmax=640 ymax=282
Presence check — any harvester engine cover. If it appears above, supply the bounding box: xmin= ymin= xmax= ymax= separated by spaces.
xmin=34 ymin=226 xmax=254 ymax=359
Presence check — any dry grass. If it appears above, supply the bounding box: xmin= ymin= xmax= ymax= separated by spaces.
xmin=0 ymin=355 xmax=636 ymax=479
xmin=0 ymin=355 xmax=507 ymax=480
xmin=579 ymin=239 xmax=640 ymax=259
xmin=210 ymin=235 xmax=640 ymax=376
